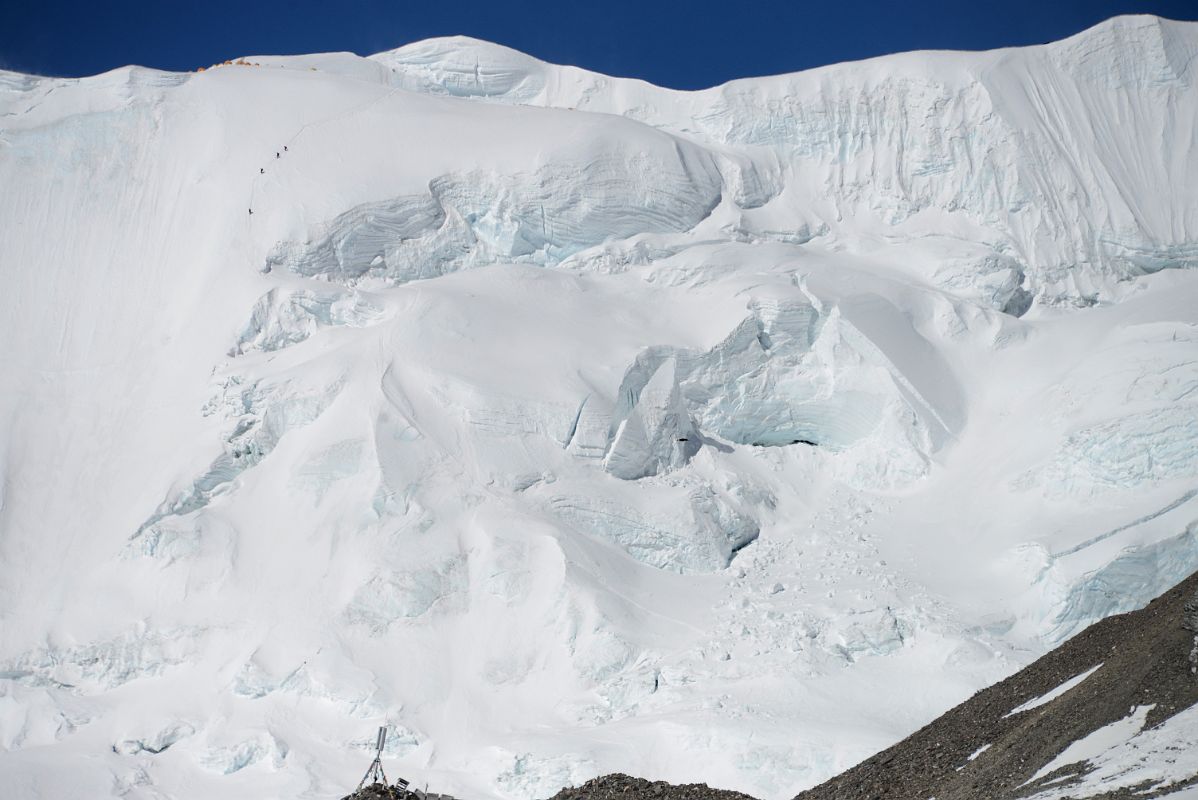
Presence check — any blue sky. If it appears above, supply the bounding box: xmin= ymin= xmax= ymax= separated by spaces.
xmin=4 ymin=0 xmax=1197 ymax=88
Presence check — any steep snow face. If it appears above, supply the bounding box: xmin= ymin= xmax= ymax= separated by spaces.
xmin=375 ymin=16 xmax=1198 ymax=308
xmin=2 ymin=16 xmax=1198 ymax=800
xmin=264 ymin=138 xmax=727 ymax=282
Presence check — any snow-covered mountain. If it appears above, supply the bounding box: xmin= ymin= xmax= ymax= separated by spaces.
xmin=1 ymin=13 xmax=1197 ymax=800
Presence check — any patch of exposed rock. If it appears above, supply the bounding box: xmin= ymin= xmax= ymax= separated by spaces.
xmin=341 ymin=783 xmax=458 ymax=800
xmin=548 ymin=774 xmax=755 ymax=800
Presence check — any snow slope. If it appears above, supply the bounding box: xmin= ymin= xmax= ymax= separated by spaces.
xmin=791 ymin=567 xmax=1198 ymax=800
xmin=1 ymin=14 xmax=1197 ymax=800
xmin=1028 ymin=703 xmax=1198 ymax=799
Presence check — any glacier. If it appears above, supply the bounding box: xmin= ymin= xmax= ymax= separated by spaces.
xmin=1 ymin=13 xmax=1198 ymax=800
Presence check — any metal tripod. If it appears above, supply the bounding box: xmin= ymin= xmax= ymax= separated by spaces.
xmin=356 ymin=726 xmax=390 ymax=791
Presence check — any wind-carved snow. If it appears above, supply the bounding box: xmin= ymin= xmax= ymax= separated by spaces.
xmin=290 ymin=439 xmax=367 ymax=502
xmin=928 ymin=245 xmax=1034 ymax=317
xmin=540 ymin=291 xmax=952 ymax=570
xmin=265 ymin=149 xmax=726 ymax=285
xmin=344 ymin=558 xmax=467 ymax=631
xmin=601 ymin=295 xmax=951 ymax=489
xmin=1002 ymin=316 xmax=1198 ymax=639
xmin=232 ymin=655 xmax=394 ymax=724
xmin=231 ymin=287 xmax=386 ymax=355
xmin=1028 ymin=404 xmax=1198 ymax=498
xmin=544 ymin=482 xmax=761 ymax=573
xmin=1047 ymin=521 xmax=1198 ymax=643
xmin=604 ymin=356 xmax=700 ymax=480
xmin=372 ymin=37 xmax=554 ymax=102
xmin=821 ymin=606 xmax=908 ymax=662
xmin=0 ymin=626 xmax=201 ymax=692
xmin=376 ymin=16 xmax=1198 ymax=308
xmin=129 ymin=375 xmax=344 ymax=555
xmin=199 ymin=733 xmax=289 ymax=774
xmin=113 ymin=721 xmax=196 ymax=756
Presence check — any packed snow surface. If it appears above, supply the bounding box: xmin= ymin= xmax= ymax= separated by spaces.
xmin=1004 ymin=663 xmax=1103 ymax=717
xmin=2 ymin=14 xmax=1198 ymax=800
xmin=1027 ymin=704 xmax=1155 ymax=784
xmin=1028 ymin=704 xmax=1198 ymax=798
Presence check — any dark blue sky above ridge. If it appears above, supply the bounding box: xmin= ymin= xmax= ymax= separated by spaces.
xmin=3 ymin=0 xmax=1198 ymax=89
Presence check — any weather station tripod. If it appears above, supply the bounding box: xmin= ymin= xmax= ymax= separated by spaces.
xmin=357 ymin=727 xmax=392 ymax=791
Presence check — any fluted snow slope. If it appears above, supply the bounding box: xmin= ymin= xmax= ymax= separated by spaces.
xmin=1 ymin=14 xmax=1197 ymax=800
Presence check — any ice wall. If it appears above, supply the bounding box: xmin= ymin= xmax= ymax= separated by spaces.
xmin=375 ymin=16 xmax=1198 ymax=307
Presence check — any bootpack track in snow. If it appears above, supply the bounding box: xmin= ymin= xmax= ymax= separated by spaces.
xmin=247 ymin=81 xmax=405 ymax=228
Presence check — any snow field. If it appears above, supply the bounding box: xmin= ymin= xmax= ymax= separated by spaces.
xmin=1 ymin=14 xmax=1198 ymax=800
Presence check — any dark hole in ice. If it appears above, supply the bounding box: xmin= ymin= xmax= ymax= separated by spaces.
xmin=791 ymin=439 xmax=817 ymax=446
xmin=1002 ymin=287 xmax=1034 ymax=318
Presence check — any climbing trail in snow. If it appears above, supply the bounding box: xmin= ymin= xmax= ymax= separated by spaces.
xmin=246 ymin=80 xmax=405 ymax=229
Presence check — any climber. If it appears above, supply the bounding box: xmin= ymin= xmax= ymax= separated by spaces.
xmin=283 ymin=145 xmax=288 ymax=152
xmin=276 ymin=152 xmax=280 ymax=158
xmin=248 ymin=208 xmax=253 ymax=215
xmin=259 ymin=168 xmax=264 ymax=174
